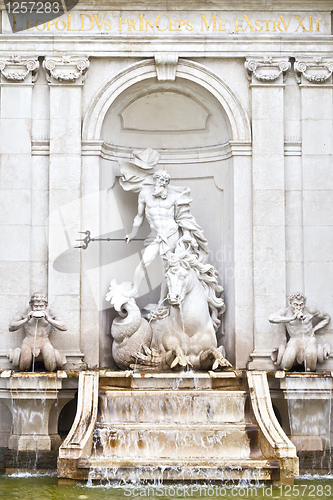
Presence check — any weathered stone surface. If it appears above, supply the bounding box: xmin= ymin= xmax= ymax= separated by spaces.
xmin=5 ymin=450 xmax=57 ymax=470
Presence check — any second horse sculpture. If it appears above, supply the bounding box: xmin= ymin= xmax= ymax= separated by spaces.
xmin=105 ymin=148 xmax=231 ymax=371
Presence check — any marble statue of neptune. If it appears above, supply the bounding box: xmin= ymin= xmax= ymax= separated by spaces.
xmin=120 ymin=148 xmax=208 ymax=298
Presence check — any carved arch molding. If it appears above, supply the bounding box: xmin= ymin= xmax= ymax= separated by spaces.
xmin=82 ymin=58 xmax=251 ymax=143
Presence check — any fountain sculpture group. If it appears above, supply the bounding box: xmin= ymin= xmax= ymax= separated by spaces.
xmin=105 ymin=148 xmax=230 ymax=372
xmin=55 ymin=149 xmax=298 ymax=482
xmin=5 ymin=148 xmax=333 ymax=481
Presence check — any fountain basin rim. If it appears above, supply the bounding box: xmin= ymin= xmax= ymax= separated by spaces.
xmin=99 ymin=369 xmax=242 ymax=379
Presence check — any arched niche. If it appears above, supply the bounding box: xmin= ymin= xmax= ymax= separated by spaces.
xmin=101 ymin=78 xmax=232 ymax=148
xmin=82 ymin=59 xmax=250 ymax=143
xmin=81 ymin=59 xmax=252 ymax=368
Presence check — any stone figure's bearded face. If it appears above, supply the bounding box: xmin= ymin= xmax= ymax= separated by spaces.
xmin=153 ymin=170 xmax=170 ymax=199
xmin=30 ymin=293 xmax=47 ymax=311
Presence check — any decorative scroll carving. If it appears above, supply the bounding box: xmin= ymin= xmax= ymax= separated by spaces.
xmin=294 ymin=57 xmax=333 ymax=84
xmin=43 ymin=56 xmax=90 ymax=84
xmin=154 ymin=53 xmax=179 ymax=81
xmin=0 ymin=55 xmax=39 ymax=82
xmin=245 ymin=57 xmax=291 ymax=83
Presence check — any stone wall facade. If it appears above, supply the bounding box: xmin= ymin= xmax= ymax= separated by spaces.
xmin=0 ymin=0 xmax=333 ymax=372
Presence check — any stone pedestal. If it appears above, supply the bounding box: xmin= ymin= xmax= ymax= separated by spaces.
xmin=0 ymin=372 xmax=76 ymax=452
xmin=280 ymin=373 xmax=332 ymax=451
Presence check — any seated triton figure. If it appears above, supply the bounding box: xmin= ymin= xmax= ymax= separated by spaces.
xmin=269 ymin=292 xmax=330 ymax=372
xmin=8 ymin=292 xmax=67 ymax=372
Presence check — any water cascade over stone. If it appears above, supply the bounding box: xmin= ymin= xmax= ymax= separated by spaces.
xmin=58 ymin=370 xmax=298 ymax=483
xmin=0 ymin=371 xmax=76 ymax=471
xmin=281 ymin=373 xmax=332 ymax=474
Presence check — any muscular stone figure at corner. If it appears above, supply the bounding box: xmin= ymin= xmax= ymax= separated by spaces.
xmin=269 ymin=292 xmax=331 ymax=372
xmin=8 ymin=293 xmax=67 ymax=372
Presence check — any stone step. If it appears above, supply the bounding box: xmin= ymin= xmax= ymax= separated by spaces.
xmin=99 ymin=370 xmax=244 ymax=390
xmin=99 ymin=389 xmax=248 ymax=424
xmin=78 ymin=457 xmax=280 ymax=482
xmin=93 ymin=422 xmax=257 ymax=459
xmin=57 ymin=371 xmax=299 ymax=482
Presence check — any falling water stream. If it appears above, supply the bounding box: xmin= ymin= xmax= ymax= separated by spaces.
xmin=285 ymin=375 xmax=332 ymax=474
xmin=2 ymin=373 xmax=333 ymax=497
xmin=31 ymin=318 xmax=39 ymax=373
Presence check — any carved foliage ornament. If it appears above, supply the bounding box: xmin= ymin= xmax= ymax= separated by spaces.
xmin=245 ymin=57 xmax=291 ymax=82
xmin=43 ymin=56 xmax=90 ymax=83
xmin=0 ymin=55 xmax=39 ymax=82
xmin=295 ymin=58 xmax=333 ymax=84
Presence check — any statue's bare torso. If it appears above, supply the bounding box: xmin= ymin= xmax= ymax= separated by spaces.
xmin=140 ymin=187 xmax=179 ymax=237
xmin=123 ymin=168 xmax=207 ymax=299
xmin=22 ymin=312 xmax=53 ymax=340
xmin=282 ymin=307 xmax=316 ymax=338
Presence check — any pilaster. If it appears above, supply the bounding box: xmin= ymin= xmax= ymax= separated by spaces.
xmin=231 ymin=147 xmax=254 ymax=369
xmin=294 ymin=57 xmax=333 ymax=347
xmin=31 ymin=64 xmax=50 ymax=295
xmin=0 ymin=55 xmax=39 ymax=367
xmin=80 ymin=143 xmax=103 ymax=369
xmin=44 ymin=55 xmax=89 ymax=369
xmin=246 ymin=57 xmax=290 ymax=370
xmin=284 ymin=58 xmax=303 ymax=296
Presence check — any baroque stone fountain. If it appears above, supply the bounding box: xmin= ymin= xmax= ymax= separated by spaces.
xmin=57 ymin=149 xmax=299 ymax=483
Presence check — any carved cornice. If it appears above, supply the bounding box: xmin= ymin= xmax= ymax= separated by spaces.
xmin=0 ymin=55 xmax=39 ymax=83
xmin=294 ymin=57 xmax=333 ymax=85
xmin=81 ymin=140 xmax=252 ymax=162
xmin=43 ymin=56 xmax=90 ymax=84
xmin=154 ymin=53 xmax=178 ymax=81
xmin=245 ymin=57 xmax=291 ymax=84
